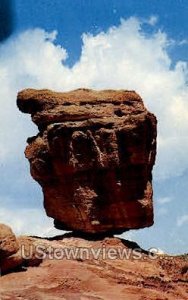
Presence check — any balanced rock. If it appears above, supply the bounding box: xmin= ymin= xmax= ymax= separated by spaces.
xmin=17 ymin=88 xmax=157 ymax=234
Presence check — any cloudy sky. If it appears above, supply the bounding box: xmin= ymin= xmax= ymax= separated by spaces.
xmin=0 ymin=0 xmax=188 ymax=254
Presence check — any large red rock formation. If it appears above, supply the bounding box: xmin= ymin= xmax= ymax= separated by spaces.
xmin=17 ymin=88 xmax=157 ymax=234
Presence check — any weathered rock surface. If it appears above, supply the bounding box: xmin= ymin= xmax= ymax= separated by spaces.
xmin=17 ymin=88 xmax=157 ymax=234
xmin=0 ymin=223 xmax=21 ymax=274
xmin=0 ymin=224 xmax=43 ymax=274
xmin=0 ymin=223 xmax=19 ymax=259
xmin=0 ymin=232 xmax=187 ymax=300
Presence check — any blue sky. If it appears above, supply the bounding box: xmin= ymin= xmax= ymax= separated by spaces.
xmin=0 ymin=0 xmax=188 ymax=254
xmin=15 ymin=0 xmax=188 ymax=65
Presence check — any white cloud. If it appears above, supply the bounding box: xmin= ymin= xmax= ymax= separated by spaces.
xmin=0 ymin=207 xmax=61 ymax=237
xmin=177 ymin=39 xmax=188 ymax=46
xmin=147 ymin=15 xmax=158 ymax=26
xmin=157 ymin=197 xmax=172 ymax=205
xmin=155 ymin=248 xmax=166 ymax=255
xmin=0 ymin=17 xmax=188 ymax=236
xmin=177 ymin=214 xmax=188 ymax=227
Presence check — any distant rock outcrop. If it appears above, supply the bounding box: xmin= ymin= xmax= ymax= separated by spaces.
xmin=17 ymin=88 xmax=157 ymax=234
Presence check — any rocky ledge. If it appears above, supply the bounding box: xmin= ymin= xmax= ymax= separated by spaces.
xmin=0 ymin=224 xmax=187 ymax=300
xmin=17 ymin=88 xmax=157 ymax=234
